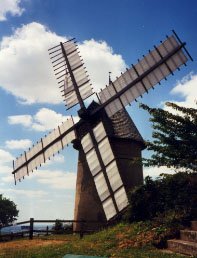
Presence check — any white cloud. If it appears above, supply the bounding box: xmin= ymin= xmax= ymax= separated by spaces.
xmin=0 ymin=22 xmax=64 ymax=104
xmin=0 ymin=0 xmax=25 ymax=21
xmin=0 ymin=149 xmax=14 ymax=164
xmin=0 ymin=22 xmax=126 ymax=105
xmin=79 ymin=39 xmax=126 ymax=92
xmin=32 ymin=108 xmax=66 ymax=131
xmin=0 ymin=150 xmax=15 ymax=181
xmin=42 ymin=154 xmax=65 ymax=167
xmin=5 ymin=139 xmax=32 ymax=149
xmin=31 ymin=108 xmax=79 ymax=131
xmin=8 ymin=107 xmax=79 ymax=131
xmin=52 ymin=154 xmax=64 ymax=163
xmin=1 ymin=175 xmax=13 ymax=182
xmin=163 ymin=72 xmax=197 ymax=113
xmin=0 ymin=188 xmax=48 ymax=198
xmin=27 ymin=169 xmax=76 ymax=190
xmin=143 ymin=166 xmax=176 ymax=179
xmin=0 ymin=165 xmax=12 ymax=174
xmin=171 ymin=72 xmax=197 ymax=105
xmin=38 ymin=199 xmax=52 ymax=203
xmin=8 ymin=115 xmax=32 ymax=127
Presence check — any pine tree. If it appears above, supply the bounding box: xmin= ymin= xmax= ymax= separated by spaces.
xmin=140 ymin=102 xmax=197 ymax=172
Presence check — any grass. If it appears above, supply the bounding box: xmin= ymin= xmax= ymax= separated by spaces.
xmin=0 ymin=222 xmax=191 ymax=258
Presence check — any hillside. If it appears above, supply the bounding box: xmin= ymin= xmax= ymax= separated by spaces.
xmin=0 ymin=222 xmax=190 ymax=258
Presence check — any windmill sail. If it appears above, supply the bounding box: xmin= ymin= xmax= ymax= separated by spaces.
xmin=98 ymin=35 xmax=188 ymax=117
xmin=49 ymin=39 xmax=94 ymax=109
xmin=81 ymin=121 xmax=128 ymax=220
xmin=13 ymin=117 xmax=76 ymax=183
xmin=12 ymin=31 xmax=192 ymax=226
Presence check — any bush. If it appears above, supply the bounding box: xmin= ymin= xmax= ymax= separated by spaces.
xmin=52 ymin=219 xmax=64 ymax=234
xmin=126 ymin=172 xmax=197 ymax=223
xmin=123 ymin=172 xmax=197 ymax=247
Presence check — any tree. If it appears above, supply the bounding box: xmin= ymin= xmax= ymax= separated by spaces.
xmin=52 ymin=219 xmax=64 ymax=233
xmin=140 ymin=102 xmax=197 ymax=171
xmin=0 ymin=194 xmax=19 ymax=227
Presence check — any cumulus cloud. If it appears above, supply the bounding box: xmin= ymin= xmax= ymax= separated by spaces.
xmin=52 ymin=154 xmax=64 ymax=163
xmin=163 ymin=72 xmax=197 ymax=113
xmin=0 ymin=165 xmax=12 ymax=174
xmin=42 ymin=154 xmax=65 ymax=167
xmin=38 ymin=199 xmax=52 ymax=203
xmin=79 ymin=39 xmax=126 ymax=92
xmin=0 ymin=188 xmax=48 ymax=198
xmin=0 ymin=22 xmax=126 ymax=105
xmin=0 ymin=0 xmax=25 ymax=21
xmin=5 ymin=139 xmax=32 ymax=149
xmin=0 ymin=150 xmax=15 ymax=183
xmin=0 ymin=149 xmax=14 ymax=164
xmin=8 ymin=107 xmax=79 ymax=131
xmin=0 ymin=22 xmax=65 ymax=104
xmin=8 ymin=115 xmax=32 ymax=127
xmin=27 ymin=169 xmax=76 ymax=190
xmin=143 ymin=166 xmax=176 ymax=179
xmin=1 ymin=175 xmax=13 ymax=182
xmin=32 ymin=108 xmax=67 ymax=131
xmin=0 ymin=150 xmax=16 ymax=181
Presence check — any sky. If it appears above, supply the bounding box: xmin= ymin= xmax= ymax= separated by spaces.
xmin=0 ymin=0 xmax=196 ymax=222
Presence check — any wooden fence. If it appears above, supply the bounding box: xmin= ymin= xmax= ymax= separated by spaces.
xmin=0 ymin=218 xmax=106 ymax=241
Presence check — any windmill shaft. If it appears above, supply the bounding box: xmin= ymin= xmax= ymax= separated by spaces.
xmin=60 ymin=42 xmax=86 ymax=110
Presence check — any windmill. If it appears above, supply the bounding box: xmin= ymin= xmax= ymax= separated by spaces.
xmin=12 ymin=30 xmax=192 ymax=230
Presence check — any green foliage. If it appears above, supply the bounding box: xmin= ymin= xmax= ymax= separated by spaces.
xmin=124 ymin=172 xmax=197 ymax=247
xmin=0 ymin=194 xmax=19 ymax=227
xmin=126 ymin=172 xmax=197 ymax=223
xmin=52 ymin=219 xmax=64 ymax=232
xmin=140 ymin=102 xmax=197 ymax=171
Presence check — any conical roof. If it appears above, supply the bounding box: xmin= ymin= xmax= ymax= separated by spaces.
xmin=110 ymin=108 xmax=144 ymax=144
xmin=86 ymin=101 xmax=144 ymax=146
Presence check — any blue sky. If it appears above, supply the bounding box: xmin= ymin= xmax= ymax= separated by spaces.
xmin=0 ymin=0 xmax=196 ymax=222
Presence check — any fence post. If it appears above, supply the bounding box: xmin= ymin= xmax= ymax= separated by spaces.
xmin=80 ymin=220 xmax=84 ymax=239
xmin=46 ymin=226 xmax=49 ymax=236
xmin=29 ymin=218 xmax=34 ymax=240
xmin=10 ymin=232 xmax=14 ymax=240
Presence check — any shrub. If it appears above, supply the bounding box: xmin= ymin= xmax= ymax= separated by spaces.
xmin=126 ymin=172 xmax=197 ymax=223
xmin=52 ymin=219 xmax=64 ymax=234
xmin=123 ymin=172 xmax=197 ymax=247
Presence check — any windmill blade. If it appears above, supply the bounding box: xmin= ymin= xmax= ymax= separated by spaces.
xmin=49 ymin=39 xmax=94 ymax=109
xmin=12 ymin=117 xmax=76 ymax=184
xmin=98 ymin=34 xmax=189 ymax=117
xmin=81 ymin=121 xmax=128 ymax=221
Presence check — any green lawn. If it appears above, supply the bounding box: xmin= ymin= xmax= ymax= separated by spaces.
xmin=0 ymin=222 xmax=190 ymax=258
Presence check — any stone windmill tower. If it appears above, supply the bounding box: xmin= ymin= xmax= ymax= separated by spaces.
xmin=73 ymin=101 xmax=145 ymax=230
xmin=12 ymin=30 xmax=191 ymax=226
